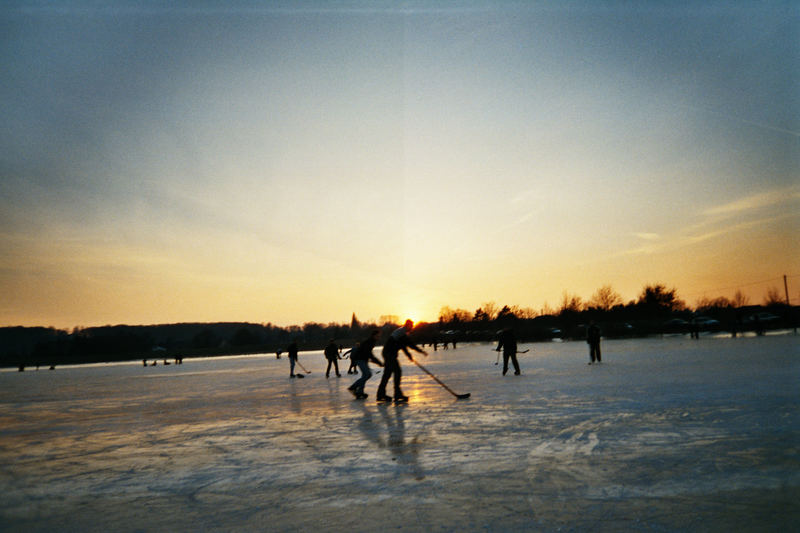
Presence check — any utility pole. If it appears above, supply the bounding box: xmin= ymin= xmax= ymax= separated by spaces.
xmin=786 ymin=275 xmax=797 ymax=336
xmin=784 ymin=275 xmax=790 ymax=306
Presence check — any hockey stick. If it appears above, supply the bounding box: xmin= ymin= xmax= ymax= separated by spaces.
xmin=494 ymin=348 xmax=529 ymax=364
xmin=409 ymin=356 xmax=470 ymax=399
xmin=296 ymin=360 xmax=312 ymax=374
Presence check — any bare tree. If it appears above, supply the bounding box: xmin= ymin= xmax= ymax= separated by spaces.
xmin=511 ymin=305 xmax=537 ymax=319
xmin=731 ymin=290 xmax=750 ymax=308
xmin=471 ymin=309 xmax=485 ymax=322
xmin=763 ymin=287 xmax=784 ymax=306
xmin=559 ymin=291 xmax=583 ymax=314
xmin=589 ymin=284 xmax=623 ymax=311
xmin=695 ymin=296 xmax=732 ymax=311
xmin=496 ymin=305 xmax=516 ymax=321
xmin=438 ymin=306 xmax=456 ymax=322
xmin=479 ymin=301 xmax=499 ymax=321
xmin=438 ymin=306 xmax=471 ymax=324
xmin=379 ymin=315 xmax=399 ymax=326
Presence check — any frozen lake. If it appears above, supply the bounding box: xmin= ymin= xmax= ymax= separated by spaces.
xmin=1 ymin=334 xmax=798 ymax=532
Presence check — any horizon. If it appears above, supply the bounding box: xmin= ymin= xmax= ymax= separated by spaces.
xmin=2 ymin=1 xmax=798 ymax=330
xmin=5 ymin=276 xmax=796 ymax=332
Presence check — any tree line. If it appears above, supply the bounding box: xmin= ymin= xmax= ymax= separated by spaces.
xmin=1 ymin=283 xmax=795 ymax=368
xmin=439 ymin=282 xmax=785 ymax=323
xmin=0 ymin=317 xmax=406 ymax=369
xmin=436 ymin=283 xmax=795 ymax=341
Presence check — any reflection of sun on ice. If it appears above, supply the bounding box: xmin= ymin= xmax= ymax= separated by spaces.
xmin=407 ymin=386 xmax=429 ymax=404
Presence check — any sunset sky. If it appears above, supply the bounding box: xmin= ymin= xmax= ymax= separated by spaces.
xmin=2 ymin=1 xmax=798 ymax=329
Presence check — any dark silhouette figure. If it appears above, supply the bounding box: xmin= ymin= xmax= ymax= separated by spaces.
xmin=690 ymin=317 xmax=700 ymax=339
xmin=285 ymin=340 xmax=299 ymax=377
xmin=495 ymin=328 xmax=520 ymax=375
xmin=341 ymin=346 xmax=357 ymax=374
xmin=587 ymin=321 xmax=602 ymax=364
xmin=376 ymin=320 xmax=428 ymax=403
xmin=753 ymin=315 xmax=764 ymax=336
xmin=348 ymin=330 xmax=383 ymax=399
xmin=732 ymin=313 xmax=742 ymax=338
xmin=324 ymin=339 xmax=341 ymax=378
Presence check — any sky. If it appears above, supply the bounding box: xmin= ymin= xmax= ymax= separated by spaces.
xmin=1 ymin=0 xmax=798 ymax=329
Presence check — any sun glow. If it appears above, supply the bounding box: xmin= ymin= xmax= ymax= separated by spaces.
xmin=403 ymin=312 xmax=421 ymax=326
xmin=1 ymin=5 xmax=796 ymax=331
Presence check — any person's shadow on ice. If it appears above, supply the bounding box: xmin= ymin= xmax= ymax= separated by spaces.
xmin=355 ymin=403 xmax=425 ymax=480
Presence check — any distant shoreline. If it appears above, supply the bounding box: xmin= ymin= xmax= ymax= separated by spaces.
xmin=3 ymin=327 xmax=798 ymax=371
xmin=2 ymin=303 xmax=797 ymax=369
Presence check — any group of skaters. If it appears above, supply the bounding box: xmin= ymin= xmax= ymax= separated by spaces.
xmin=282 ymin=320 xmax=604 ymax=402
xmin=283 ymin=320 xmax=428 ymax=403
xmin=141 ymin=357 xmax=183 ymax=367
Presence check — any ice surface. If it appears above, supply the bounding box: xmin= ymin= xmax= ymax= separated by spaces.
xmin=1 ymin=335 xmax=798 ymax=532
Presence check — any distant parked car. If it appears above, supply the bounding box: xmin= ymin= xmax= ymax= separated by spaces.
xmin=600 ymin=322 xmax=635 ymax=338
xmin=692 ymin=316 xmax=721 ymax=332
xmin=743 ymin=312 xmax=781 ymax=334
xmin=663 ymin=318 xmax=689 ymax=333
xmin=751 ymin=312 xmax=781 ymax=323
xmin=694 ymin=316 xmax=720 ymax=327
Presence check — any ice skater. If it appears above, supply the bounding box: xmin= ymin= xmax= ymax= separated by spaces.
xmin=285 ymin=339 xmax=300 ymax=377
xmin=348 ymin=330 xmax=383 ymax=399
xmin=342 ymin=345 xmax=357 ymax=374
xmin=587 ymin=320 xmax=602 ymax=364
xmin=324 ymin=339 xmax=342 ymax=377
xmin=376 ymin=320 xmax=428 ymax=403
xmin=495 ymin=327 xmax=521 ymax=375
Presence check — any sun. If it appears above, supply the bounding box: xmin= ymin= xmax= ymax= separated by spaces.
xmin=398 ymin=295 xmax=436 ymax=325
xmin=403 ymin=311 xmax=421 ymax=325
xmin=402 ymin=307 xmax=437 ymax=326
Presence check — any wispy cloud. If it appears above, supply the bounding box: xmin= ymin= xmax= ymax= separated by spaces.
xmin=702 ymin=186 xmax=800 ymax=217
xmin=614 ymin=188 xmax=799 ymax=259
xmin=684 ymin=213 xmax=795 ymax=245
